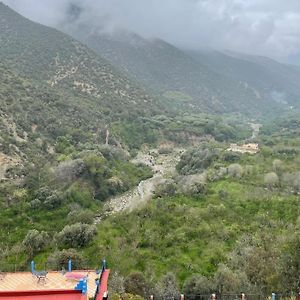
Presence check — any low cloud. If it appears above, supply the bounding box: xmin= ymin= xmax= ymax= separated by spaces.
xmin=3 ymin=0 xmax=300 ymax=60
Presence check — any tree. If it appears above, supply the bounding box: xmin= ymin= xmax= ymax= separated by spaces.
xmin=54 ymin=159 xmax=85 ymax=183
xmin=47 ymin=249 xmax=85 ymax=270
xmin=124 ymin=272 xmax=150 ymax=298
xmin=155 ymin=273 xmax=179 ymax=300
xmin=227 ymin=164 xmax=243 ymax=178
xmin=183 ymin=274 xmax=215 ymax=296
xmin=264 ymin=172 xmax=279 ymax=188
xmin=272 ymin=159 xmax=284 ymax=176
xmin=109 ymin=271 xmax=125 ymax=295
xmin=213 ymin=264 xmax=245 ymax=294
xmin=22 ymin=230 xmax=49 ymax=257
xmin=56 ymin=223 xmax=96 ymax=248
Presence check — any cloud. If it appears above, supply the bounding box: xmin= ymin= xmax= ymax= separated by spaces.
xmin=3 ymin=0 xmax=300 ymax=60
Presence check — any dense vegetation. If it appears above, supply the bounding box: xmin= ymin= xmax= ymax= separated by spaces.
xmin=63 ymin=21 xmax=300 ymax=116
xmin=1 ymin=3 xmax=300 ymax=299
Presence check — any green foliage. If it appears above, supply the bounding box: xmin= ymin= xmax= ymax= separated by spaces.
xmin=55 ymin=223 xmax=96 ymax=248
xmin=46 ymin=248 xmax=85 ymax=270
xmin=22 ymin=229 xmax=49 ymax=257
xmin=183 ymin=274 xmax=215 ymax=295
xmin=124 ymin=272 xmax=150 ymax=298
xmin=177 ymin=143 xmax=220 ymax=175
xmin=155 ymin=272 xmax=179 ymax=300
xmin=67 ymin=209 xmax=94 ymax=225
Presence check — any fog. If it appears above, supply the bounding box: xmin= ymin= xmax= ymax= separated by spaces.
xmin=3 ymin=0 xmax=300 ymax=62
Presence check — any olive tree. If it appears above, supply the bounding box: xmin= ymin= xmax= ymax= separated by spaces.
xmin=55 ymin=223 xmax=96 ymax=248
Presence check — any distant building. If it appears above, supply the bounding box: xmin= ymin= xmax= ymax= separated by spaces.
xmin=227 ymin=143 xmax=259 ymax=154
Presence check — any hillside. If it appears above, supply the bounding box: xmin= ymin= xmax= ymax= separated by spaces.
xmin=62 ymin=26 xmax=294 ymax=116
xmin=0 ymin=2 xmax=163 ymax=134
xmin=2 ymin=2 xmax=300 ymax=297
xmin=187 ymin=49 xmax=300 ymax=111
xmin=0 ymin=2 xmax=171 ymax=175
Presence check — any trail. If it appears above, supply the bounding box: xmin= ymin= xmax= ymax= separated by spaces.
xmin=94 ymin=148 xmax=184 ymax=223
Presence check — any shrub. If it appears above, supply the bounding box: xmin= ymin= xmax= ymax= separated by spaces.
xmin=109 ymin=271 xmax=125 ymax=295
xmin=47 ymin=248 xmax=85 ymax=270
xmin=227 ymin=164 xmax=243 ymax=178
xmin=223 ymin=151 xmax=241 ymax=163
xmin=56 ymin=223 xmax=96 ymax=248
xmin=30 ymin=199 xmax=41 ymax=209
xmin=54 ymin=159 xmax=85 ymax=183
xmin=272 ymin=159 xmax=284 ymax=176
xmin=282 ymin=172 xmax=300 ymax=193
xmin=67 ymin=209 xmax=95 ymax=224
xmin=22 ymin=229 xmax=49 ymax=257
xmin=183 ymin=274 xmax=215 ymax=295
xmin=264 ymin=172 xmax=279 ymax=188
xmin=155 ymin=272 xmax=179 ymax=300
xmin=124 ymin=272 xmax=150 ymax=298
xmin=177 ymin=144 xmax=220 ymax=175
xmin=44 ymin=191 xmax=63 ymax=209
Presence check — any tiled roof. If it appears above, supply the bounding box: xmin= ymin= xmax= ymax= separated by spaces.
xmin=0 ymin=271 xmax=98 ymax=298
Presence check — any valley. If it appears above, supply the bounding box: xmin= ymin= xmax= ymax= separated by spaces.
xmin=1 ymin=1 xmax=300 ymax=299
xmin=98 ymin=147 xmax=184 ymax=219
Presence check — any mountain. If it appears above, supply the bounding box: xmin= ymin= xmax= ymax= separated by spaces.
xmin=0 ymin=3 xmax=169 ymax=162
xmin=186 ymin=49 xmax=300 ymax=110
xmin=61 ymin=25 xmax=296 ymax=116
xmin=0 ymin=4 xmax=162 ymax=134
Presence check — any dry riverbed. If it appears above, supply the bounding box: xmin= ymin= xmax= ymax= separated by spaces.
xmin=94 ymin=148 xmax=184 ymax=223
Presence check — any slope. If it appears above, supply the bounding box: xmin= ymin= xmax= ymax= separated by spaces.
xmin=187 ymin=49 xmax=300 ymax=112
xmin=63 ymin=26 xmax=286 ymax=116
xmin=0 ymin=2 xmax=162 ymax=136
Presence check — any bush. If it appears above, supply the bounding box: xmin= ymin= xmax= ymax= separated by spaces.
xmin=223 ymin=151 xmax=241 ymax=163
xmin=264 ymin=172 xmax=279 ymax=188
xmin=227 ymin=164 xmax=243 ymax=178
xmin=22 ymin=229 xmax=49 ymax=257
xmin=177 ymin=144 xmax=220 ymax=175
xmin=272 ymin=159 xmax=284 ymax=176
xmin=124 ymin=272 xmax=150 ymax=298
xmin=30 ymin=199 xmax=41 ymax=209
xmin=155 ymin=272 xmax=179 ymax=300
xmin=282 ymin=172 xmax=300 ymax=193
xmin=54 ymin=159 xmax=85 ymax=183
xmin=178 ymin=174 xmax=207 ymax=196
xmin=183 ymin=274 xmax=215 ymax=295
xmin=56 ymin=223 xmax=96 ymax=248
xmin=47 ymin=248 xmax=85 ymax=270
xmin=109 ymin=271 xmax=125 ymax=295
xmin=155 ymin=180 xmax=177 ymax=197
xmin=67 ymin=209 xmax=94 ymax=224
xmin=44 ymin=191 xmax=63 ymax=209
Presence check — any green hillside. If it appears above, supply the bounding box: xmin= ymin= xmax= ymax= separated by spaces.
xmin=1 ymin=2 xmax=300 ymax=298
xmin=0 ymin=2 xmax=163 ymax=126
xmin=187 ymin=50 xmax=300 ymax=112
xmin=63 ymin=27 xmax=293 ymax=116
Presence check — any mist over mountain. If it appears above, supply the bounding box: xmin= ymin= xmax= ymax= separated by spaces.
xmin=3 ymin=0 xmax=300 ymax=63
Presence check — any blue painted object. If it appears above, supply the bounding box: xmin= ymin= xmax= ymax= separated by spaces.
xmin=68 ymin=259 xmax=72 ymax=272
xmin=31 ymin=261 xmax=35 ymax=273
xmin=102 ymin=259 xmax=107 ymax=271
xmin=75 ymin=278 xmax=87 ymax=294
xmin=272 ymin=293 xmax=276 ymax=300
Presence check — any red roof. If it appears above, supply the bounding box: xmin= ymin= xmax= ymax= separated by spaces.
xmin=95 ymin=269 xmax=110 ymax=300
xmin=0 ymin=289 xmax=87 ymax=300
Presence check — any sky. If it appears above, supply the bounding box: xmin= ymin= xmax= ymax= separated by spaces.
xmin=3 ymin=0 xmax=300 ymax=62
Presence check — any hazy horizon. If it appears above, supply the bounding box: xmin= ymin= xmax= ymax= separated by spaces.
xmin=2 ymin=0 xmax=300 ymax=65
